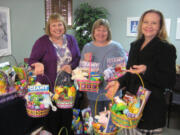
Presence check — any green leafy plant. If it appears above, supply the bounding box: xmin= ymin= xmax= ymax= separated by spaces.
xmin=73 ymin=3 xmax=109 ymax=50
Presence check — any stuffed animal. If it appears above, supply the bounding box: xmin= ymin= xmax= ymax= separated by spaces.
xmin=41 ymin=94 xmax=57 ymax=111
xmin=94 ymin=108 xmax=109 ymax=127
xmin=103 ymin=67 xmax=115 ymax=81
xmin=71 ymin=67 xmax=88 ymax=80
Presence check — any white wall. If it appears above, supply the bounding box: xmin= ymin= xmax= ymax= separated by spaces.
xmin=74 ymin=0 xmax=180 ymax=64
xmin=0 ymin=0 xmax=180 ymax=65
xmin=0 ymin=0 xmax=44 ymax=64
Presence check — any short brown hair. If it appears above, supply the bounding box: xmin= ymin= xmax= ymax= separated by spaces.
xmin=137 ymin=9 xmax=168 ymax=41
xmin=45 ymin=13 xmax=67 ymax=35
xmin=91 ymin=19 xmax=112 ymax=41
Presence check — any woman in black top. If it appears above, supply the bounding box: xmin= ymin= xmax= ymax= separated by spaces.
xmin=106 ymin=9 xmax=176 ymax=135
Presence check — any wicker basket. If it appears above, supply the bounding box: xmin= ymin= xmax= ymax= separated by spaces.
xmin=109 ymin=73 xmax=146 ymax=129
xmin=25 ymin=80 xmax=51 ymax=118
xmin=26 ymin=107 xmax=50 ymax=118
xmin=56 ymin=97 xmax=74 ymax=109
xmin=76 ymin=79 xmax=100 ymax=93
xmin=76 ymin=58 xmax=101 ymax=93
xmin=93 ymin=127 xmax=118 ymax=135
xmin=110 ymin=109 xmax=142 ymax=129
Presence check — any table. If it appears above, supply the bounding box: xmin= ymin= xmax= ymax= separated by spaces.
xmin=0 ymin=97 xmax=44 ymax=135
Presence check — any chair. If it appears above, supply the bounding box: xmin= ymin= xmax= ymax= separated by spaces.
xmin=166 ymin=74 xmax=180 ymax=128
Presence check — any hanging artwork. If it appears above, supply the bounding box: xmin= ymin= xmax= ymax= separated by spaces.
xmin=0 ymin=7 xmax=11 ymax=57
xmin=176 ymin=18 xmax=180 ymax=39
xmin=126 ymin=17 xmax=140 ymax=37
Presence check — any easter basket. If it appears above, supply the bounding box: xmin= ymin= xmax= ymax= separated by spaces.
xmin=75 ymin=60 xmax=101 ymax=93
xmin=25 ymin=74 xmax=54 ymax=118
xmin=93 ymin=93 xmax=120 ymax=135
xmin=53 ymin=71 xmax=76 ymax=109
xmin=110 ymin=73 xmax=151 ymax=129
xmin=0 ymin=69 xmax=18 ymax=104
xmin=13 ymin=66 xmax=28 ymax=97
xmin=26 ymin=107 xmax=50 ymax=118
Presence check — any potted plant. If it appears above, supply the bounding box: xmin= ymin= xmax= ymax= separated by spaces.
xmin=73 ymin=3 xmax=109 ymax=50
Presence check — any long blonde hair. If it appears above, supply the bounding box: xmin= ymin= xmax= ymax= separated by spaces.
xmin=137 ymin=9 xmax=168 ymax=41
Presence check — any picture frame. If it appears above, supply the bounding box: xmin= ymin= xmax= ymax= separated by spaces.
xmin=0 ymin=7 xmax=11 ymax=57
xmin=165 ymin=18 xmax=171 ymax=37
xmin=127 ymin=17 xmax=140 ymax=37
xmin=176 ymin=18 xmax=180 ymax=39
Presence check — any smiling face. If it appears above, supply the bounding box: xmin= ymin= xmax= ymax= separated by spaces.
xmin=142 ymin=12 xmax=160 ymax=41
xmin=93 ymin=25 xmax=108 ymax=43
xmin=49 ymin=20 xmax=65 ymax=39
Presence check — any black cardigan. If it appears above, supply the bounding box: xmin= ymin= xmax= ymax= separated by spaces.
xmin=118 ymin=37 xmax=176 ymax=129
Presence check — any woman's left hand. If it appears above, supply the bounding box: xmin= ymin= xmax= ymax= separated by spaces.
xmin=61 ymin=65 xmax=72 ymax=74
xmin=126 ymin=64 xmax=147 ymax=74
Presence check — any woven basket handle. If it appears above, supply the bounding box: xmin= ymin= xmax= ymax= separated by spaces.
xmin=58 ymin=127 xmax=68 ymax=135
xmin=94 ymin=93 xmax=113 ymax=116
xmin=88 ymin=54 xmax=92 ymax=80
xmin=135 ymin=73 xmax=144 ymax=89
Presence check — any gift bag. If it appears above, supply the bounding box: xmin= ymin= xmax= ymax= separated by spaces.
xmin=53 ymin=71 xmax=76 ymax=109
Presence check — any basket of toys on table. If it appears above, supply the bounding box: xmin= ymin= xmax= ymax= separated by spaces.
xmin=0 ymin=62 xmax=18 ymax=104
xmin=109 ymin=73 xmax=151 ymax=129
xmin=13 ymin=65 xmax=28 ymax=97
xmin=52 ymin=71 xmax=76 ymax=109
xmin=25 ymin=74 xmax=56 ymax=118
xmin=92 ymin=93 xmax=119 ymax=135
xmin=72 ymin=60 xmax=103 ymax=93
xmin=103 ymin=57 xmax=126 ymax=82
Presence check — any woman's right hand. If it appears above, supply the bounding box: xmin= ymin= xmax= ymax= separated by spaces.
xmin=31 ymin=62 xmax=44 ymax=75
xmin=105 ymin=81 xmax=120 ymax=99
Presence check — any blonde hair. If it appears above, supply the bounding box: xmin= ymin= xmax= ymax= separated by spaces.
xmin=137 ymin=9 xmax=168 ymax=41
xmin=91 ymin=19 xmax=112 ymax=41
xmin=45 ymin=13 xmax=67 ymax=35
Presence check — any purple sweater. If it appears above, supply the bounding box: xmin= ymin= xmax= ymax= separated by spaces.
xmin=28 ymin=34 xmax=80 ymax=92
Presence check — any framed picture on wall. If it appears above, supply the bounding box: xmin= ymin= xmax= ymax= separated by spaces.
xmin=126 ymin=17 xmax=140 ymax=37
xmin=0 ymin=7 xmax=11 ymax=57
xmin=176 ymin=18 xmax=180 ymax=39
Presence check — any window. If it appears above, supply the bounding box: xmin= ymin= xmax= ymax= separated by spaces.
xmin=45 ymin=0 xmax=72 ymax=26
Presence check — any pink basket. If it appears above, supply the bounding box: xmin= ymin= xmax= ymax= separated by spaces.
xmin=56 ymin=97 xmax=74 ymax=109
xmin=76 ymin=79 xmax=100 ymax=93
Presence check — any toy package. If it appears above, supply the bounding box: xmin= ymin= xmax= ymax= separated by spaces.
xmin=93 ymin=108 xmax=118 ymax=134
xmin=111 ymin=86 xmax=151 ymax=118
xmin=72 ymin=108 xmax=84 ymax=135
xmin=79 ymin=60 xmax=100 ymax=73
xmin=26 ymin=83 xmax=56 ymax=118
xmin=104 ymin=57 xmax=126 ymax=81
xmin=82 ymin=107 xmax=93 ymax=134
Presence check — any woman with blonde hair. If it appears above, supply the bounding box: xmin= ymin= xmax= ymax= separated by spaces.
xmin=81 ymin=18 xmax=127 ymax=117
xmin=29 ymin=13 xmax=80 ymax=135
xmin=106 ymin=9 xmax=176 ymax=135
